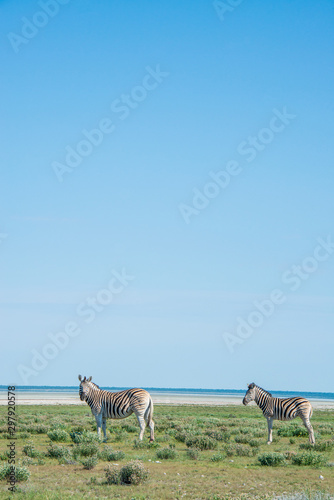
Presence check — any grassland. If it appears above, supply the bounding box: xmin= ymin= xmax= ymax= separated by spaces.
xmin=0 ymin=404 xmax=333 ymax=499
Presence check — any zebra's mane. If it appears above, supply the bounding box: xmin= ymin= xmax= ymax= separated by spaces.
xmin=256 ymin=385 xmax=272 ymax=397
xmin=89 ymin=381 xmax=100 ymax=389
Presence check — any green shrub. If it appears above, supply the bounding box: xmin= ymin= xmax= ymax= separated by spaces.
xmin=174 ymin=431 xmax=189 ymax=443
xmin=121 ymin=423 xmax=137 ymax=433
xmin=47 ymin=444 xmax=72 ymax=460
xmin=196 ymin=417 xmax=224 ymax=427
xmin=316 ymin=424 xmax=334 ymax=435
xmin=165 ymin=428 xmax=176 ymax=438
xmin=73 ymin=442 xmax=100 ymax=458
xmin=292 ymin=427 xmax=309 ymax=437
xmin=22 ymin=455 xmax=45 ymax=466
xmin=111 ymin=429 xmax=128 ymax=442
xmin=26 ymin=424 xmax=49 ymax=434
xmin=156 ymin=434 xmax=170 ymax=443
xmin=18 ymin=432 xmax=32 ymax=439
xmin=0 ymin=463 xmax=30 ymax=481
xmin=105 ymin=465 xmax=121 ymax=485
xmin=234 ymin=435 xmax=250 ymax=444
xmin=299 ymin=441 xmax=333 ymax=452
xmin=225 ymin=445 xmax=235 ymax=457
xmin=248 ymin=439 xmax=262 ymax=448
xmin=0 ymin=463 xmax=13 ymax=480
xmin=239 ymin=427 xmax=254 ymax=435
xmin=225 ymin=444 xmax=253 ymax=457
xmin=291 ymin=452 xmax=327 ymax=467
xmin=133 ymin=439 xmax=159 ymax=449
xmin=185 ymin=435 xmax=218 ymax=451
xmin=50 ymin=419 xmax=66 ymax=429
xmin=235 ymin=444 xmax=253 ymax=456
xmin=71 ymin=425 xmax=85 ymax=433
xmin=0 ymin=433 xmax=11 ymax=439
xmin=0 ymin=451 xmax=10 ymax=460
xmin=105 ymin=460 xmax=149 ymax=485
xmin=21 ymin=457 xmax=33 ymax=466
xmin=99 ymin=446 xmax=125 ymax=461
xmin=14 ymin=464 xmax=31 ymax=482
xmin=284 ymin=450 xmax=297 ymax=460
xmin=70 ymin=430 xmax=100 ymax=444
xmin=81 ymin=455 xmax=98 ymax=470
xmin=156 ymin=447 xmax=177 ymax=460
xmin=210 ymin=453 xmax=225 ymax=462
xmin=277 ymin=425 xmax=308 ymax=437
xmin=119 ymin=460 xmax=149 ymax=485
xmin=47 ymin=428 xmax=70 ymax=442
xmin=205 ymin=430 xmax=230 ymax=442
xmin=186 ymin=448 xmax=199 ymax=460
xmin=22 ymin=441 xmax=40 ymax=458
xmin=252 ymin=430 xmax=265 ymax=438
xmin=69 ymin=431 xmax=83 ymax=443
xmin=258 ymin=452 xmax=285 ymax=466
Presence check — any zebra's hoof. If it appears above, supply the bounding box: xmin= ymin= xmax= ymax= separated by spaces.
xmin=267 ymin=441 xmax=272 ymax=445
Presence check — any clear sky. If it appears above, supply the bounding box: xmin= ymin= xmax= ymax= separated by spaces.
xmin=1 ymin=0 xmax=333 ymax=392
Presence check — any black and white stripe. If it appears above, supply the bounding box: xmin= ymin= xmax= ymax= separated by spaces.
xmin=78 ymin=375 xmax=154 ymax=442
xmin=243 ymin=383 xmax=315 ymax=444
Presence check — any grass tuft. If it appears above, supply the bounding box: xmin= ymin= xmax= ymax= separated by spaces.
xmin=258 ymin=452 xmax=286 ymax=466
xmin=105 ymin=460 xmax=149 ymax=485
xmin=156 ymin=446 xmax=177 ymax=460
xmin=291 ymin=452 xmax=327 ymax=467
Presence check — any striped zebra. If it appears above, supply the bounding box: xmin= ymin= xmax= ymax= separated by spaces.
xmin=242 ymin=383 xmax=315 ymax=445
xmin=78 ymin=375 xmax=154 ymax=442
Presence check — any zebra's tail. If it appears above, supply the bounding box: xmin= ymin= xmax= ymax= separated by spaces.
xmin=144 ymin=396 xmax=155 ymax=442
xmin=145 ymin=396 xmax=154 ymax=424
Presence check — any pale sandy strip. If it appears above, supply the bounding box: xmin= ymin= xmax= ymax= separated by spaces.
xmin=0 ymin=395 xmax=333 ymax=409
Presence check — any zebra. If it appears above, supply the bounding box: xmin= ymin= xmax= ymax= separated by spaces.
xmin=242 ymin=383 xmax=315 ymax=445
xmin=78 ymin=375 xmax=155 ymax=442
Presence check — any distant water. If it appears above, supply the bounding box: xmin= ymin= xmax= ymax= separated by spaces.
xmin=0 ymin=386 xmax=333 ymax=401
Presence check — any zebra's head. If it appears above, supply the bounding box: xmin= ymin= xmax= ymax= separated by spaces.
xmin=78 ymin=375 xmax=92 ymax=401
xmin=242 ymin=383 xmax=256 ymax=405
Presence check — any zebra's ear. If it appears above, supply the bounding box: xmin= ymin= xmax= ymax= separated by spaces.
xmin=78 ymin=375 xmax=82 ymax=382
xmin=87 ymin=376 xmax=92 ymax=382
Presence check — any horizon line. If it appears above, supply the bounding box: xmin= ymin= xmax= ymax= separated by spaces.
xmin=0 ymin=385 xmax=333 ymax=396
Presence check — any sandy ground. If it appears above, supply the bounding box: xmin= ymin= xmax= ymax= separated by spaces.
xmin=0 ymin=393 xmax=333 ymax=409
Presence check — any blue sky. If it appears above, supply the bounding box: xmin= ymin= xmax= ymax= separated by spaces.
xmin=1 ymin=0 xmax=333 ymax=392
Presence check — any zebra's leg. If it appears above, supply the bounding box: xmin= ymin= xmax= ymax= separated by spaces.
xmin=135 ymin=414 xmax=146 ymax=441
xmin=102 ymin=417 xmax=107 ymax=442
xmin=302 ymin=417 xmax=315 ymax=445
xmin=267 ymin=417 xmax=274 ymax=444
xmin=148 ymin=418 xmax=155 ymax=442
xmin=95 ymin=414 xmax=103 ymax=439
